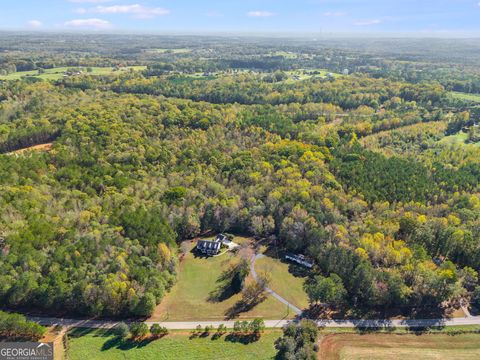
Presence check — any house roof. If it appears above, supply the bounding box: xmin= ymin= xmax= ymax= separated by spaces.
xmin=197 ymin=240 xmax=221 ymax=250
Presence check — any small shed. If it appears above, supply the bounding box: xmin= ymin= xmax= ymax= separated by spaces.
xmin=285 ymin=253 xmax=314 ymax=268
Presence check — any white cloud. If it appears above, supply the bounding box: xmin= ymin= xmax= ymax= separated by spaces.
xmin=28 ymin=20 xmax=43 ymax=28
xmin=64 ymin=18 xmax=111 ymax=29
xmin=323 ymin=11 xmax=346 ymax=17
xmin=68 ymin=0 xmax=112 ymax=3
xmin=353 ymin=19 xmax=382 ymax=26
xmin=247 ymin=11 xmax=275 ymax=17
xmin=74 ymin=8 xmax=88 ymax=14
xmin=92 ymin=4 xmax=170 ymax=19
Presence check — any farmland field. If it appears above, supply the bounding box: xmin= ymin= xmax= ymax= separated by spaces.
xmin=0 ymin=66 xmax=146 ymax=81
xmin=450 ymin=91 xmax=480 ymax=103
xmin=319 ymin=333 xmax=480 ymax=360
xmin=150 ymin=241 xmax=294 ymax=321
xmin=66 ymin=328 xmax=280 ymax=360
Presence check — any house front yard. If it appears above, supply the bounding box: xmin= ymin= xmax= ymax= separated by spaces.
xmin=149 ymin=240 xmax=294 ymax=321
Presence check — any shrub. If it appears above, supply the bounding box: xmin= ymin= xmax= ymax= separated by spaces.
xmin=249 ymin=318 xmax=265 ymax=337
xmin=204 ymin=325 xmax=214 ymax=335
xmin=217 ymin=324 xmax=227 ymax=334
xmin=129 ymin=322 xmax=149 ymax=339
xmin=150 ymin=324 xmax=168 ymax=338
xmin=0 ymin=311 xmax=46 ymax=340
xmin=113 ymin=322 xmax=129 ymax=339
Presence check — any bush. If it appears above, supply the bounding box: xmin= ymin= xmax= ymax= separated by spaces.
xmin=114 ymin=322 xmax=129 ymax=339
xmin=129 ymin=322 xmax=149 ymax=339
xmin=0 ymin=311 xmax=46 ymax=340
xmin=150 ymin=324 xmax=168 ymax=338
xmin=217 ymin=324 xmax=227 ymax=334
xmin=249 ymin=318 xmax=265 ymax=337
xmin=204 ymin=325 xmax=214 ymax=335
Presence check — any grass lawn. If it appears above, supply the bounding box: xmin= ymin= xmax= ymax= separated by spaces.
xmin=66 ymin=328 xmax=280 ymax=360
xmin=319 ymin=333 xmax=480 ymax=360
xmin=150 ymin=241 xmax=293 ymax=321
xmin=255 ymin=253 xmax=310 ymax=310
xmin=0 ymin=66 xmax=146 ymax=81
xmin=450 ymin=91 xmax=480 ymax=103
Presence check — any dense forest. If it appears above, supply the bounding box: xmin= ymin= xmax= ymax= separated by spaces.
xmin=0 ymin=34 xmax=479 ymax=318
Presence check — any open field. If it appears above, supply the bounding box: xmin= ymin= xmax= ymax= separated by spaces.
xmin=150 ymin=240 xmax=293 ymax=321
xmin=145 ymin=48 xmax=192 ymax=54
xmin=0 ymin=66 xmax=146 ymax=81
xmin=66 ymin=328 xmax=280 ymax=360
xmin=450 ymin=91 xmax=480 ymax=103
xmin=439 ymin=131 xmax=480 ymax=147
xmin=319 ymin=333 xmax=480 ymax=360
xmin=255 ymin=253 xmax=309 ymax=310
xmin=284 ymin=69 xmax=343 ymax=83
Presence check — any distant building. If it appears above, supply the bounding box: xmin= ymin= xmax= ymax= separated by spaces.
xmin=342 ymin=69 xmax=350 ymax=75
xmin=285 ymin=253 xmax=314 ymax=268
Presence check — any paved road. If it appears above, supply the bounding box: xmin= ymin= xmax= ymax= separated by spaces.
xmin=25 ymin=249 xmax=480 ymax=331
xmin=250 ymin=253 xmax=303 ymax=315
xmin=28 ymin=315 xmax=480 ymax=330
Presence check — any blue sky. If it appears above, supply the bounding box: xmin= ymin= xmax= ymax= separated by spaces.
xmin=1 ymin=0 xmax=480 ymax=35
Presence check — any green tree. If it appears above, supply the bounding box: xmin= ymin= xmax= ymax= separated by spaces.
xmin=304 ymin=273 xmax=346 ymax=307
xmin=113 ymin=322 xmax=129 ymax=339
xmin=129 ymin=322 xmax=149 ymax=339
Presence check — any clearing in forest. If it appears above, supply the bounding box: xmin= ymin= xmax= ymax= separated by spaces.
xmin=150 ymin=239 xmax=294 ymax=321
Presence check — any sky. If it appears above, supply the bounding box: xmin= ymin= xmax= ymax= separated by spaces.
xmin=1 ymin=0 xmax=480 ymax=36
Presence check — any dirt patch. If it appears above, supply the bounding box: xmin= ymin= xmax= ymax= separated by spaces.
xmin=10 ymin=143 xmax=53 ymax=155
xmin=41 ymin=326 xmax=67 ymax=360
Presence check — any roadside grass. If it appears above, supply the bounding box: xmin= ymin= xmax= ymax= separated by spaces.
xmin=318 ymin=325 xmax=480 ymax=335
xmin=254 ymin=253 xmax=309 ymax=310
xmin=64 ymin=326 xmax=480 ymax=360
xmin=66 ymin=328 xmax=280 ymax=360
xmin=150 ymin=241 xmax=293 ymax=321
xmin=319 ymin=332 xmax=480 ymax=360
xmin=0 ymin=66 xmax=146 ymax=81
xmin=450 ymin=91 xmax=480 ymax=103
